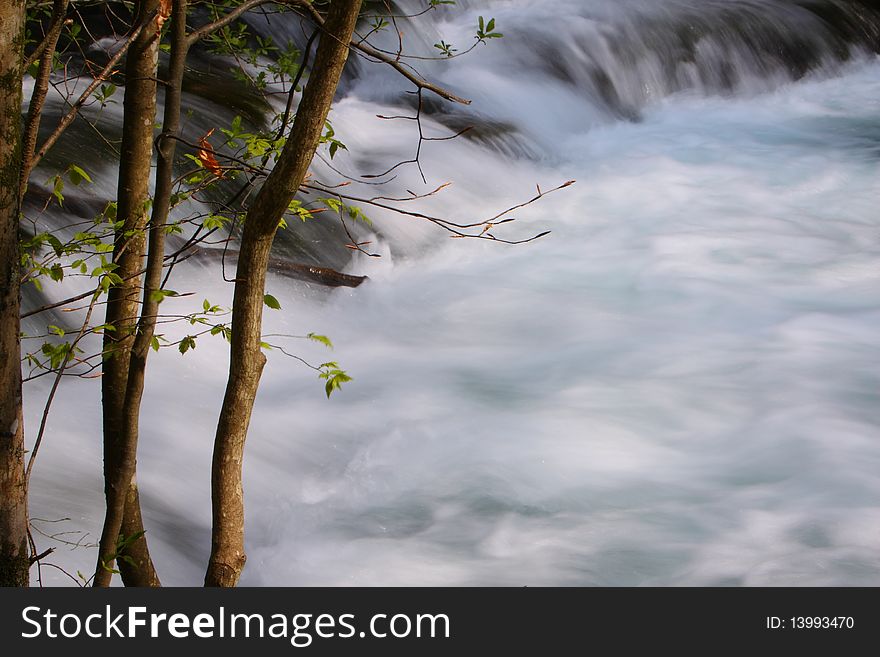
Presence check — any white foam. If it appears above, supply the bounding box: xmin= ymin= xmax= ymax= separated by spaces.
xmin=24 ymin=2 xmax=880 ymax=586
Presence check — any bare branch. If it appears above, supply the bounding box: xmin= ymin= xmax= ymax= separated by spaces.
xmin=30 ymin=10 xmax=157 ymax=171
xmin=18 ymin=0 xmax=68 ymax=198
xmin=285 ymin=0 xmax=471 ymax=105
xmin=185 ymin=0 xmax=270 ymax=47
xmin=24 ymin=0 xmax=69 ymax=69
xmin=277 ymin=26 xmax=319 ymax=140
xmin=20 ymin=239 xmax=200 ymax=321
xmin=303 ymin=179 xmax=575 ymax=243
xmin=29 ymin=547 xmax=55 ymax=564
xmin=20 ymin=0 xmax=70 ymax=198
xmin=25 ymin=287 xmax=100 ymax=487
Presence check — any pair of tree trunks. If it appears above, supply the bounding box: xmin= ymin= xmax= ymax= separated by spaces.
xmin=0 ymin=0 xmax=156 ymax=589
xmin=94 ymin=0 xmax=364 ymax=587
xmin=94 ymin=0 xmax=163 ymax=588
xmin=99 ymin=0 xmax=189 ymax=587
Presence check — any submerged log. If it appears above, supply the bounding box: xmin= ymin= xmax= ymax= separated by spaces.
xmin=268 ymin=260 xmax=368 ymax=288
xmin=191 ymin=246 xmax=367 ymax=288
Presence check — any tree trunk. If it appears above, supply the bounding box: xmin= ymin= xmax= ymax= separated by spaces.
xmin=94 ymin=0 xmax=161 ymax=587
xmin=114 ymin=0 xmax=191 ymax=587
xmin=19 ymin=0 xmax=68 ymax=199
xmin=0 ymin=0 xmax=29 ymax=588
xmin=205 ymin=0 xmax=363 ymax=587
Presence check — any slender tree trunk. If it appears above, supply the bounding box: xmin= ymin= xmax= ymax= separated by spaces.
xmin=205 ymin=0 xmax=363 ymax=587
xmin=94 ymin=0 xmax=161 ymax=587
xmin=0 ymin=0 xmax=29 ymax=588
xmin=19 ymin=0 xmax=68 ymax=199
xmin=114 ymin=0 xmax=191 ymax=587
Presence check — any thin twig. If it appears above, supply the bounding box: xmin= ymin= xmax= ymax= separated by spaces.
xmin=30 ymin=10 xmax=158 ymax=172
xmin=25 ymin=288 xmax=101 ymax=486
xmin=285 ymin=0 xmax=471 ymax=105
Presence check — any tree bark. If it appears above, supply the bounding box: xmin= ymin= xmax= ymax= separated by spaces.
xmin=94 ymin=0 xmax=161 ymax=588
xmin=19 ymin=0 xmax=68 ymax=199
xmin=205 ymin=0 xmax=363 ymax=587
xmin=0 ymin=0 xmax=29 ymax=588
xmin=114 ymin=0 xmax=191 ymax=587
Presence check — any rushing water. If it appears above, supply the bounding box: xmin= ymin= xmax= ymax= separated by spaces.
xmin=24 ymin=0 xmax=880 ymax=585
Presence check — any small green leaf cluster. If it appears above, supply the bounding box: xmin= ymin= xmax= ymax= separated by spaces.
xmin=318 ymin=363 xmax=352 ymax=399
xmin=92 ymin=83 xmax=117 ymax=108
xmin=205 ymin=20 xmax=303 ymax=93
xmin=44 ymin=164 xmax=92 ymax=206
xmin=20 ymin=191 xmax=121 ymax=294
xmin=222 ymin=115 xmax=285 ymax=160
xmin=318 ymin=197 xmax=372 ymax=226
xmin=202 ymin=214 xmax=231 ymax=230
xmin=476 ymin=16 xmax=504 ymax=42
xmin=320 ymin=121 xmax=347 ymax=159
xmin=434 ymin=14 xmax=503 ymax=57
xmin=99 ymin=531 xmax=147 ymax=575
xmin=434 ymin=40 xmax=457 ymax=57
xmin=26 ymin=340 xmax=81 ymax=373
xmin=307 ymin=333 xmax=333 ymax=349
xmin=170 ymin=299 xmax=232 ymax=355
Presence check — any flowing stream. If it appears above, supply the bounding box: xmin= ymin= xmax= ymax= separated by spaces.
xmin=24 ymin=0 xmax=880 ymax=585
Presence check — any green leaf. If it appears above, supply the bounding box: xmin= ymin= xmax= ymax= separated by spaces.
xmin=307 ymin=333 xmax=333 ymax=349
xmin=323 ymin=370 xmax=352 ymax=398
xmin=209 ymin=324 xmax=231 ymax=341
xmin=91 ymin=324 xmax=115 ymax=334
xmin=346 ymin=205 xmax=372 ymax=226
xmin=102 ymin=201 xmax=117 ymax=222
xmin=434 ymin=40 xmax=458 ymax=57
xmin=149 ymin=289 xmax=178 ymax=304
xmin=322 ymin=197 xmax=343 ymax=213
xmin=179 ymin=335 xmax=196 ymax=354
xmin=46 ymin=234 xmax=64 ymax=256
xmin=50 ymin=175 xmax=64 ymax=205
xmin=68 ymin=164 xmax=92 ymax=185
xmin=263 ymin=294 xmax=281 ymax=310
xmin=100 ymin=560 xmax=120 ymax=575
xmin=202 ymin=214 xmax=230 ymax=230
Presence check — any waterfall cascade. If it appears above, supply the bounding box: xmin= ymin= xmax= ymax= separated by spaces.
xmin=24 ymin=0 xmax=880 ymax=586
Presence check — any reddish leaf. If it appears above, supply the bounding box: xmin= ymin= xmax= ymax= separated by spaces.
xmin=157 ymin=0 xmax=172 ymax=33
xmin=197 ymin=129 xmax=223 ymax=178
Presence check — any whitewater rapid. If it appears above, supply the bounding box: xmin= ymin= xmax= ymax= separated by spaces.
xmin=24 ymin=0 xmax=880 ymax=586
